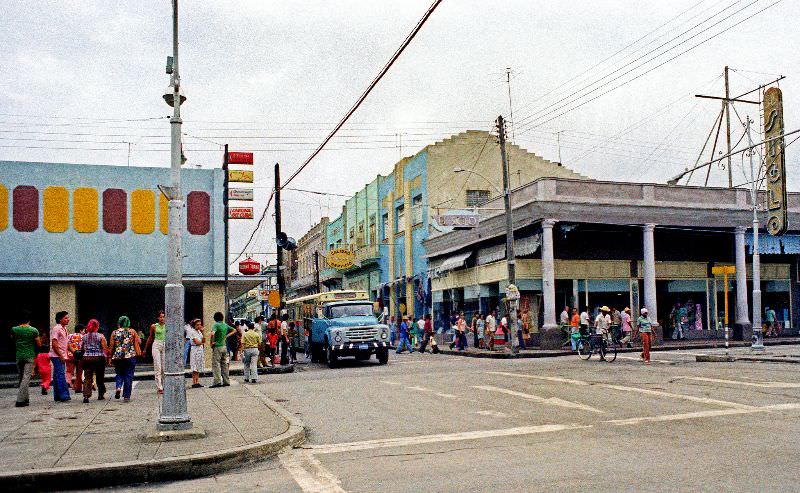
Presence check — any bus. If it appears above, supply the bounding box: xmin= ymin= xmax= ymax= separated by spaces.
xmin=286 ymin=290 xmax=390 ymax=368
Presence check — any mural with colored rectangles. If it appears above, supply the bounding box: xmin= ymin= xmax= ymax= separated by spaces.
xmin=0 ymin=161 xmax=224 ymax=276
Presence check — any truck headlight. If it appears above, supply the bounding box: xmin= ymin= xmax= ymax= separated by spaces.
xmin=381 ymin=331 xmax=388 ymax=339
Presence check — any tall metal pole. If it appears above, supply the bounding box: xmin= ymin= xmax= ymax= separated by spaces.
xmin=275 ymin=163 xmax=285 ymax=311
xmin=314 ymin=250 xmax=321 ymax=294
xmin=223 ymin=145 xmax=230 ymax=320
xmin=498 ymin=115 xmax=519 ymax=353
xmin=747 ymin=118 xmax=764 ymax=350
xmin=159 ymin=0 xmax=191 ymax=431
xmin=725 ymin=66 xmax=733 ymax=188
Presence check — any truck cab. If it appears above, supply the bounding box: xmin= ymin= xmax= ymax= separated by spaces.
xmin=309 ymin=300 xmax=390 ymax=368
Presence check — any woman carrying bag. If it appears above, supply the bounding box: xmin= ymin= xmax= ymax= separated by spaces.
xmin=109 ymin=315 xmax=141 ymax=402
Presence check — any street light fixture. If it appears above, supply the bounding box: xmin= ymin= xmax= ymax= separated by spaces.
xmin=453 ymin=167 xmax=503 ymax=195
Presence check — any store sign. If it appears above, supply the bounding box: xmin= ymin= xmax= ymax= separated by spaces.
xmin=763 ymin=87 xmax=788 ymax=237
xmin=326 ymin=248 xmax=355 ymax=270
xmin=228 ymin=207 xmax=254 ymax=219
xmin=432 ymin=209 xmax=480 ymax=233
xmin=711 ymin=265 xmax=735 ymax=275
xmin=228 ymin=188 xmax=254 ymax=201
xmin=228 ymin=170 xmax=254 ymax=183
xmin=228 ymin=151 xmax=254 ymax=165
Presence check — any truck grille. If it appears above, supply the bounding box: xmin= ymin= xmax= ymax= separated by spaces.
xmin=346 ymin=327 xmax=379 ymax=342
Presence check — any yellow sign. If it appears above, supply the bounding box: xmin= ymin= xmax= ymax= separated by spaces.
xmin=228 ymin=170 xmax=254 ymax=183
xmin=326 ymin=248 xmax=355 ymax=270
xmin=267 ymin=290 xmax=281 ymax=309
xmin=764 ymin=87 xmax=788 ymax=236
xmin=711 ymin=265 xmax=735 ymax=275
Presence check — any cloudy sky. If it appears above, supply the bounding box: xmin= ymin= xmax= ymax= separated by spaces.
xmin=1 ymin=0 xmax=798 ymax=269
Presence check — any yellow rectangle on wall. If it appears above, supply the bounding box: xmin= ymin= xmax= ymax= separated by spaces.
xmin=131 ymin=189 xmax=155 ymax=234
xmin=73 ymin=188 xmax=98 ymax=233
xmin=228 ymin=170 xmax=253 ymax=183
xmin=0 ymin=183 xmax=7 ymax=231
xmin=43 ymin=186 xmax=69 ymax=233
xmin=159 ymin=192 xmax=168 ymax=234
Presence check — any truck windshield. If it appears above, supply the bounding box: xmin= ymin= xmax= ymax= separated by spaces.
xmin=328 ymin=303 xmax=374 ymax=318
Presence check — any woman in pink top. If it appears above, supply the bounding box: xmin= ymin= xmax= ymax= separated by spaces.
xmin=50 ymin=311 xmax=72 ymax=402
xmin=620 ymin=307 xmax=633 ymax=348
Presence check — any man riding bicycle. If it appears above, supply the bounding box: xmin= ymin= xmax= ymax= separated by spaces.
xmin=594 ymin=306 xmax=612 ymax=339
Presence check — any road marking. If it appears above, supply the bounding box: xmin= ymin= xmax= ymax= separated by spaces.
xmin=674 ymin=376 xmax=800 ymax=389
xmin=489 ymin=371 xmax=755 ymax=410
xmin=306 ymin=423 xmax=589 ymax=455
xmin=474 ymin=410 xmax=509 ymax=418
xmin=380 ymin=380 xmax=402 ymax=386
xmin=473 ymin=385 xmax=605 ymax=414
xmin=436 ymin=392 xmax=458 ymax=399
xmin=280 ymin=449 xmax=347 ymax=493
xmin=605 ymin=408 xmax=763 ymax=425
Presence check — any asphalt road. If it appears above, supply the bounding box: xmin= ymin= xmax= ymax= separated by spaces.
xmin=107 ymin=347 xmax=800 ymax=492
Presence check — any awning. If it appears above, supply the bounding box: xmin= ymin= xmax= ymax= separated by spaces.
xmin=439 ymin=251 xmax=473 ymax=272
xmin=747 ymin=233 xmax=800 ymax=254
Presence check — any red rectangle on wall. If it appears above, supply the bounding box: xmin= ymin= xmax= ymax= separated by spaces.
xmin=13 ymin=185 xmax=38 ymax=232
xmin=102 ymin=188 xmax=127 ymax=234
xmin=187 ymin=191 xmax=210 ymax=235
xmin=227 ymin=152 xmax=253 ymax=165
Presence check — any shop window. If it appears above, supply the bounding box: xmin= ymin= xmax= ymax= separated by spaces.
xmin=466 ymin=189 xmax=490 ymax=207
xmin=382 ymin=213 xmax=389 ymax=240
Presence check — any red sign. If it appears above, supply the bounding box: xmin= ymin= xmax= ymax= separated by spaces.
xmin=239 ymin=257 xmax=261 ymax=275
xmin=228 ymin=207 xmax=254 ymax=219
xmin=228 ymin=152 xmax=253 ymax=165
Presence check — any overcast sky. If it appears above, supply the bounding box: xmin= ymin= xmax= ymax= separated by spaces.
xmin=1 ymin=0 xmax=798 ymax=269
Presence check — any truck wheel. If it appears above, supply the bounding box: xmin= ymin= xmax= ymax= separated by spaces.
xmin=377 ymin=348 xmax=389 ymax=365
xmin=310 ymin=343 xmax=320 ymax=363
xmin=326 ymin=345 xmax=338 ymax=369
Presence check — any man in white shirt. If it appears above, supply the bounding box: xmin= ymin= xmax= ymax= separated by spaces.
xmin=485 ymin=311 xmax=497 ymax=350
xmin=559 ymin=306 xmax=570 ymax=326
xmin=579 ymin=308 xmax=590 ymax=335
xmin=594 ymin=306 xmax=611 ymax=336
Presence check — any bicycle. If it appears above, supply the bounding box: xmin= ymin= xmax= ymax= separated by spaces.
xmin=576 ymin=331 xmax=617 ymax=362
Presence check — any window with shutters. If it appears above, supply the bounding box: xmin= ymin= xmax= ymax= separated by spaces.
xmin=466 ymin=189 xmax=491 ymax=207
xmin=412 ymin=194 xmax=423 ymax=224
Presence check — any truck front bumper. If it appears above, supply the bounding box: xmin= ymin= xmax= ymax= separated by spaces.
xmin=331 ymin=341 xmax=389 ymax=354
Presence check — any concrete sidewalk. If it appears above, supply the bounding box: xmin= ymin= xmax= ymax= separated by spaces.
xmin=437 ymin=336 xmax=800 ymax=358
xmin=0 ymin=378 xmax=305 ymax=491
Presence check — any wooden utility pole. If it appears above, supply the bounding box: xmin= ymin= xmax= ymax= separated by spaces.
xmin=497 ymin=115 xmax=519 ymax=353
xmin=724 ymin=66 xmax=733 ymax=188
xmin=223 ymin=145 xmax=230 ymax=319
xmin=274 ymin=163 xmax=285 ymax=309
xmin=314 ymin=250 xmax=321 ymax=294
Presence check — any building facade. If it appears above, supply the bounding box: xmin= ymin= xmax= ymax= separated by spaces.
xmin=287 ymin=218 xmax=329 ymax=298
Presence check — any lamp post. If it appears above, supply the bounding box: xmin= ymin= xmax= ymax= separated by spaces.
xmin=746 ymin=118 xmax=764 ymax=351
xmin=158 ymin=0 xmax=191 ymax=432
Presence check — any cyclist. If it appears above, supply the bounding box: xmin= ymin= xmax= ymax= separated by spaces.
xmin=594 ymin=306 xmax=611 ymax=339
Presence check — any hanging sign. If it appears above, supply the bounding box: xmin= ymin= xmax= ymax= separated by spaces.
xmin=238 ymin=257 xmax=261 ymax=275
xmin=228 ymin=170 xmax=254 ymax=183
xmin=432 ymin=209 xmax=480 ymax=233
xmin=228 ymin=207 xmax=254 ymax=219
xmin=763 ymin=87 xmax=788 ymax=237
xmin=228 ymin=152 xmax=254 ymax=165
xmin=326 ymin=248 xmax=355 ymax=270
xmin=228 ymin=188 xmax=254 ymax=201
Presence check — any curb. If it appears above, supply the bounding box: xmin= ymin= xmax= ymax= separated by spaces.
xmin=696 ymin=354 xmax=800 ymax=364
xmin=0 ymin=387 xmax=306 ymax=492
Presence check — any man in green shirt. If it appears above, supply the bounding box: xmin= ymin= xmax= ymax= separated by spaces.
xmin=11 ymin=310 xmax=40 ymax=407
xmin=637 ymin=308 xmax=653 ymax=365
xmin=210 ymin=312 xmax=235 ymax=387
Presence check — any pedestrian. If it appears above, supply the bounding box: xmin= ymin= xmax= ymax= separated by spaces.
xmin=280 ymin=314 xmax=290 ymax=365
xmin=183 ymin=321 xmax=192 ymax=367
xmin=579 ymin=307 xmax=590 ymax=336
xmin=228 ymin=320 xmax=241 ymax=361
xmin=456 ymin=315 xmax=468 ymax=351
xmin=765 ymin=306 xmax=778 ymax=337
xmin=145 ymin=310 xmax=166 ymax=395
xmin=419 ymin=314 xmax=434 ymax=353
xmin=187 ymin=318 xmax=205 ymax=388
xmin=610 ymin=307 xmax=622 ymax=341
xmin=289 ymin=320 xmax=300 ymax=364
xmin=499 ymin=313 xmax=509 ymax=342
xmin=389 ymin=316 xmax=397 ymax=346
xmin=109 ymin=316 xmax=141 ymax=402
xmin=12 ymin=310 xmax=40 ymax=407
xmin=66 ymin=323 xmax=85 ymax=394
xmin=485 ymin=310 xmax=496 ymax=350
xmin=395 ymin=316 xmax=414 ymax=354
xmin=470 ymin=313 xmax=479 ymax=348
xmin=559 ymin=306 xmax=570 ymax=327
xmin=516 ymin=310 xmax=525 ymax=350
xmin=476 ymin=313 xmax=485 ymax=349
xmin=594 ymin=306 xmax=611 ymax=337
xmin=50 ymin=311 xmax=72 ymax=403
xmin=241 ymin=322 xmax=260 ymax=384
xmin=80 ymin=319 xmax=107 ymax=403
xmin=620 ymin=307 xmax=633 ymax=348
xmin=35 ymin=338 xmax=51 ymax=396
xmin=416 ymin=316 xmax=426 ymax=349
xmin=210 ymin=312 xmax=235 ymax=387
xmin=638 ymin=308 xmax=653 ymax=364
xmin=254 ymin=315 xmax=268 ymax=368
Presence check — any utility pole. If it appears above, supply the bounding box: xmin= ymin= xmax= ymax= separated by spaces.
xmin=223 ymin=144 xmax=230 ymax=319
xmin=725 ymin=66 xmax=733 ymax=188
xmin=747 ymin=117 xmax=764 ymax=351
xmin=159 ymin=0 xmax=191 ymax=432
xmin=274 ymin=163 xmax=285 ymax=311
xmin=505 ymin=67 xmax=516 ymax=143
xmin=314 ymin=250 xmax=321 ymax=294
xmin=497 ymin=115 xmax=519 ymax=353
xmin=556 ymin=131 xmax=563 ymax=164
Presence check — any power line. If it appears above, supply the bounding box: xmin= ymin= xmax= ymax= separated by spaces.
xmin=280 ymin=0 xmax=444 ymax=190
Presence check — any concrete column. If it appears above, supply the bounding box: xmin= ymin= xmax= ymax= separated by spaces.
xmin=404 ymin=181 xmax=414 ymax=319
xmin=572 ymin=280 xmax=579 ymax=310
xmin=539 ymin=219 xmax=560 ymax=349
xmin=202 ymin=282 xmax=225 ymax=367
xmin=734 ymin=226 xmax=752 ymax=340
xmin=642 ymin=224 xmax=658 ymax=326
xmin=49 ymin=283 xmax=77 ymax=333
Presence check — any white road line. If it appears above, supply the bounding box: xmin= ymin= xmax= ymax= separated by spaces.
xmin=380 ymin=380 xmax=402 ymax=386
xmin=489 ymin=371 xmax=755 ymax=410
xmin=674 ymin=376 xmax=800 ymax=389
xmin=474 ymin=410 xmax=509 ymax=418
xmin=605 ymin=408 xmax=764 ymax=425
xmin=472 ymin=385 xmax=605 ymax=414
xmin=279 ymin=449 xmax=347 ymax=493
xmin=306 ymin=423 xmax=589 ymax=455
xmin=435 ymin=392 xmax=458 ymax=399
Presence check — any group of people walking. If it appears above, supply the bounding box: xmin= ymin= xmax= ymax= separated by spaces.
xmin=11 ymin=309 xmax=143 ymax=407
xmin=391 ymin=314 xmax=439 ymax=354
xmin=562 ymin=305 xmax=654 ymax=364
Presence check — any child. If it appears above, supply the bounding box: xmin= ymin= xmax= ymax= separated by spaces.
xmin=429 ymin=334 xmax=440 ymax=354
xmin=35 ymin=338 xmax=52 ymax=395
xmin=188 ymin=319 xmax=205 ymax=388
